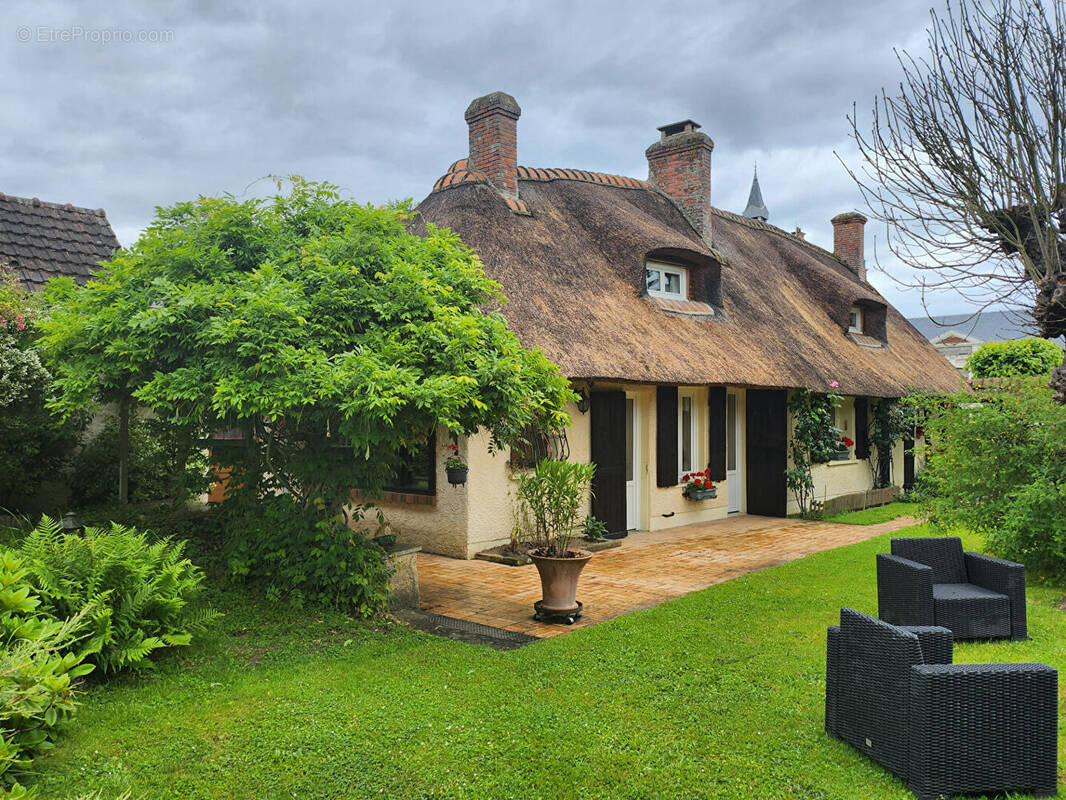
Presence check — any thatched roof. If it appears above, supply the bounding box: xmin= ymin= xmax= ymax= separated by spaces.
xmin=413 ymin=165 xmax=963 ymax=398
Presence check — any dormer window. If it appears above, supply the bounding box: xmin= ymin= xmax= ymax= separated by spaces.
xmin=848 ymin=305 xmax=864 ymax=334
xmin=646 ymin=261 xmax=688 ymax=299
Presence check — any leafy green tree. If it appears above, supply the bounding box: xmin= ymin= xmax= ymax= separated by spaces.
xmin=965 ymin=337 xmax=1064 ymax=378
xmin=39 ymin=179 xmax=574 ymax=522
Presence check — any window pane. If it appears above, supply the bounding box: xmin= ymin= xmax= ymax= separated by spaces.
xmin=625 ymin=399 xmax=634 ymax=482
xmin=681 ymin=396 xmax=692 ymax=472
xmin=726 ymin=393 xmax=736 ymax=472
xmin=664 ymin=271 xmax=681 ymax=294
xmin=646 ymin=269 xmax=660 ymax=292
xmin=384 ymin=434 xmax=436 ymax=494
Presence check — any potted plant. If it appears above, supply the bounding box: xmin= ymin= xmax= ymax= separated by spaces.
xmin=516 ymin=458 xmax=596 ymax=624
xmin=444 ymin=442 xmax=468 ymax=486
xmin=831 ymin=435 xmax=854 ymax=461
xmin=682 ymin=468 xmax=717 ymax=500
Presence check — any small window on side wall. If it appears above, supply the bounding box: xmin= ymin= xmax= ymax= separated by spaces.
xmin=848 ymin=305 xmax=864 ymax=334
xmin=646 ymin=260 xmax=688 ymax=299
xmin=384 ymin=433 xmax=436 ymax=495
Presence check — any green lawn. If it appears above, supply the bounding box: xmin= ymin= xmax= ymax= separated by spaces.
xmin=825 ymin=501 xmax=916 ymax=525
xmin=28 ymin=524 xmax=1066 ymax=799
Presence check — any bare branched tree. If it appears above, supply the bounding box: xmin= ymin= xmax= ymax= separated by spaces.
xmin=844 ymin=0 xmax=1066 ymax=400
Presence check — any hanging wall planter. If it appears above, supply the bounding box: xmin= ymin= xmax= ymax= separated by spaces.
xmin=444 ymin=442 xmax=468 ymax=487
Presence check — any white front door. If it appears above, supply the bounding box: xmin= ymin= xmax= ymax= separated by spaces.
xmin=726 ymin=391 xmax=743 ymax=513
xmin=625 ymin=396 xmax=641 ymax=529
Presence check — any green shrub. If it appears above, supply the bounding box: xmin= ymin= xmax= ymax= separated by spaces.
xmin=0 ymin=550 xmax=93 ymax=790
xmin=965 ymin=337 xmax=1064 ymax=377
xmin=223 ymin=495 xmax=392 ymax=616
xmin=0 ymin=269 xmax=84 ymax=511
xmin=69 ymin=415 xmax=209 ymax=507
xmin=17 ymin=517 xmax=218 ymax=674
xmin=920 ymin=381 xmax=1066 ymax=575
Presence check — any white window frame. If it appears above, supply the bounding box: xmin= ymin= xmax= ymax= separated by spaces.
xmin=848 ymin=305 xmax=864 ymax=334
xmin=678 ymin=391 xmax=699 ymax=480
xmin=646 ymin=260 xmax=688 ymax=300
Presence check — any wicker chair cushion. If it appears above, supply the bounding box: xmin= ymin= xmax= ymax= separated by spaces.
xmin=892 ymin=537 xmax=967 ymax=584
xmin=933 ymin=583 xmax=1011 ymax=640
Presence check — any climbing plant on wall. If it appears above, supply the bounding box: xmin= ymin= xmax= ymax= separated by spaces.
xmin=785 ymin=387 xmax=841 ymax=517
xmin=869 ymin=398 xmax=907 ymax=489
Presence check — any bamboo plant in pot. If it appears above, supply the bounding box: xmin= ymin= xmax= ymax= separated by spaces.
xmin=516 ymin=458 xmax=596 ymax=624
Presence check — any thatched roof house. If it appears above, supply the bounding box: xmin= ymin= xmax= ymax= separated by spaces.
xmin=382 ymin=92 xmax=959 ymax=557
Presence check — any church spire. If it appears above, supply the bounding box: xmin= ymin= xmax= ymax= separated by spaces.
xmin=742 ymin=165 xmax=769 ymax=222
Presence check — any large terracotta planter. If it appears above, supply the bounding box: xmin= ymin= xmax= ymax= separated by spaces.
xmin=529 ymin=549 xmax=592 ymax=624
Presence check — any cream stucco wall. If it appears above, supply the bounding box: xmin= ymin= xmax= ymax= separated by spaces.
xmin=784 ymin=393 xmax=911 ymax=516
xmin=358 ymin=429 xmax=470 ymax=559
xmin=363 ymin=388 xmax=918 ymax=559
xmin=466 ymin=398 xmax=593 ymax=558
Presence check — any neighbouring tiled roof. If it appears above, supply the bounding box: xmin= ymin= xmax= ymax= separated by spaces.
xmin=0 ymin=192 xmax=120 ymax=290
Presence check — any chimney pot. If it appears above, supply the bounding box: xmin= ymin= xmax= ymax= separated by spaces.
xmin=646 ymin=121 xmax=714 ymax=238
xmin=793 ymin=226 xmax=806 ymax=240
xmin=831 ymin=211 xmax=867 ymax=281
xmin=464 ymin=91 xmax=521 ymax=198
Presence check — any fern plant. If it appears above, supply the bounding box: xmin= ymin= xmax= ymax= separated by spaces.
xmin=18 ymin=517 xmax=218 ymax=674
xmin=0 ymin=550 xmax=93 ymax=789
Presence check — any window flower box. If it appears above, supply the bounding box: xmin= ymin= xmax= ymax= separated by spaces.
xmin=684 ymin=485 xmax=717 ymax=500
xmin=831 ymin=435 xmax=854 ymax=461
xmin=681 ymin=468 xmax=717 ymax=500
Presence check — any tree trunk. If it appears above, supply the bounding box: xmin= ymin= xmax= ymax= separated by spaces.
xmin=1052 ymin=358 xmax=1066 ymax=405
xmin=118 ymin=395 xmax=130 ymax=504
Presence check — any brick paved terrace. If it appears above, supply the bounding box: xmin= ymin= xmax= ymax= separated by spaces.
xmin=417 ymin=514 xmax=916 ymax=638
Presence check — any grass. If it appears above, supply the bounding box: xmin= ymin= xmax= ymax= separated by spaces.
xmin=26 ymin=523 xmax=1066 ymax=799
xmin=825 ymin=501 xmax=916 ymax=525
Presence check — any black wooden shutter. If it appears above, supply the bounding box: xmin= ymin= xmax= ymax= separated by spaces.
xmin=903 ymin=436 xmax=916 ymax=491
xmin=745 ymin=389 xmax=788 ymax=517
xmin=656 ymin=385 xmax=678 ymax=487
xmin=854 ymin=397 xmax=870 ymax=459
xmin=708 ymin=386 xmax=726 ymax=481
xmin=590 ymin=391 xmax=627 ymax=536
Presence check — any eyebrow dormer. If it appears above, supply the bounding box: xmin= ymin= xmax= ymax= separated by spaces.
xmin=642 ymin=248 xmax=721 ymax=319
xmin=847 ymin=298 xmax=888 ymax=346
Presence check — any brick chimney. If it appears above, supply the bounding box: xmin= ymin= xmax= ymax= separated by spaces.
xmin=831 ymin=211 xmax=867 ymax=281
xmin=646 ymin=120 xmax=714 ymax=238
xmin=465 ymin=91 xmax=521 ymax=198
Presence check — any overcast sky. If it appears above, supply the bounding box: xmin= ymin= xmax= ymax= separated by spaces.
xmin=2 ymin=0 xmax=981 ymax=318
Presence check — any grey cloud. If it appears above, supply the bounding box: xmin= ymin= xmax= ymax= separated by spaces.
xmin=0 ymin=0 xmax=969 ymax=316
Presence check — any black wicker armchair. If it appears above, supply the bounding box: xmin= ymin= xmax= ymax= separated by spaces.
xmin=876 ymin=536 xmax=1026 ymax=640
xmin=825 ymin=607 xmax=1057 ymax=800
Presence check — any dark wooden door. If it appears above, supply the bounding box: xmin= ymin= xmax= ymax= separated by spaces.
xmin=590 ymin=390 xmax=627 ymax=536
xmin=746 ymin=389 xmax=788 ymax=517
